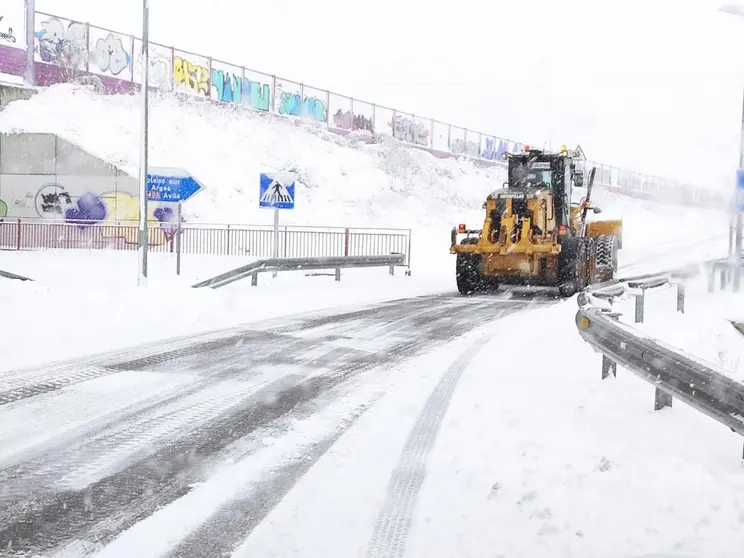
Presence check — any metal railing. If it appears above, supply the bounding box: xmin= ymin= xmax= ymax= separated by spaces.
xmin=0 ymin=218 xmax=412 ymax=264
xmin=18 ymin=9 xmax=726 ymax=210
xmin=192 ymin=254 xmax=408 ymax=289
xmin=575 ymin=263 xmax=744 ymax=457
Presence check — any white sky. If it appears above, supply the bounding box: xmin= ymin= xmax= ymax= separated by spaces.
xmin=36 ymin=0 xmax=744 ymax=192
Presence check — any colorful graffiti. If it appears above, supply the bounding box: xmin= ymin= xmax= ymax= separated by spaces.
xmin=90 ymin=33 xmax=130 ymax=76
xmin=333 ymin=109 xmax=374 ymax=133
xmin=279 ymin=91 xmax=327 ymax=122
xmin=35 ymin=16 xmax=86 ymax=69
xmin=0 ymin=199 xmax=7 ymax=220
xmin=210 ymin=69 xmax=271 ymax=111
xmin=29 ymin=184 xmax=172 ymax=244
xmin=449 ymin=138 xmax=480 ymax=157
xmin=390 ymin=115 xmax=429 ymax=146
xmin=174 ymin=55 xmax=209 ymax=96
xmin=480 ymin=137 xmax=522 ymax=160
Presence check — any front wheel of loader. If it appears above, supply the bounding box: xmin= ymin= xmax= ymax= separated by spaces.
xmin=595 ymin=234 xmax=618 ymax=282
xmin=557 ymin=237 xmax=583 ymax=298
xmin=456 ymin=252 xmax=482 ymax=295
xmin=456 ymin=237 xmax=483 ymax=295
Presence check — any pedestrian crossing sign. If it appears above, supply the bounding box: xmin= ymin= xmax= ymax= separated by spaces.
xmin=259 ymin=172 xmax=296 ymax=210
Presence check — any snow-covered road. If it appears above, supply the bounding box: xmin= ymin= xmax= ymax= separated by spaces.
xmin=3 ymin=285 xmax=744 ymax=558
xmin=0 ymin=291 xmax=545 ymax=556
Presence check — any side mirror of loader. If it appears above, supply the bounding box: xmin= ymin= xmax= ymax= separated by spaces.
xmin=592 ymin=206 xmax=602 ymax=214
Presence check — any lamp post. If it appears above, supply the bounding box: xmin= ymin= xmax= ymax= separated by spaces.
xmin=719 ymin=3 xmax=744 ymax=290
xmin=138 ymin=0 xmax=150 ymax=286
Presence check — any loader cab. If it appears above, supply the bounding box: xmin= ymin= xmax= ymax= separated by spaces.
xmin=505 ymin=150 xmax=571 ymax=231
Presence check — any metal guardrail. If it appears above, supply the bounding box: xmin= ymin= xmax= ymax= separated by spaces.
xmin=0 ymin=269 xmax=33 ymax=281
xmin=192 ymin=254 xmax=408 ymax=289
xmin=0 ymin=218 xmax=412 ymax=264
xmin=575 ymin=262 xmax=744 ymax=456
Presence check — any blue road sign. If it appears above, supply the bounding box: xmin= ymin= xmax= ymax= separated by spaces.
xmin=259 ymin=172 xmax=296 ymax=210
xmin=147 ymin=167 xmax=205 ymax=203
xmin=737 ymin=169 xmax=744 ymax=212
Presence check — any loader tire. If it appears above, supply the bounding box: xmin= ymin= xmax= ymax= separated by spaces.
xmin=456 ymin=237 xmax=483 ymax=295
xmin=586 ymin=238 xmax=598 ymax=285
xmin=596 ymin=234 xmax=618 ymax=282
xmin=557 ymin=237 xmax=583 ymax=297
xmin=456 ymin=253 xmax=481 ymax=295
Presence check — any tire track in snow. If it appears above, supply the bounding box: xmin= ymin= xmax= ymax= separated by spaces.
xmin=0 ymin=294 xmax=454 ymax=407
xmin=162 ymin=305 xmax=530 ymax=558
xmin=364 ymin=335 xmax=488 ymax=558
xmin=0 ymin=295 xmax=524 ymax=555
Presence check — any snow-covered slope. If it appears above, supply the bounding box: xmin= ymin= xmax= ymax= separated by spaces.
xmin=0 ymin=84 xmax=729 ymax=236
xmin=0 ymin=85 xmax=502 ymax=232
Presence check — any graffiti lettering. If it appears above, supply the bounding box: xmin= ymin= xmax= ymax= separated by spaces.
xmin=211 ymin=69 xmax=241 ymax=103
xmin=174 ymin=56 xmax=209 ymax=96
xmin=35 ymin=17 xmax=87 ymax=69
xmin=210 ymin=69 xmax=271 ymax=111
xmin=35 ymin=184 xmax=73 ymax=218
xmin=481 ymin=138 xmax=518 ymax=161
xmin=279 ymin=92 xmax=327 ymax=122
xmin=0 ymin=17 xmax=16 ymax=44
xmin=0 ymin=199 xmax=7 ymax=220
xmin=449 ymin=138 xmax=480 ymax=157
xmin=333 ymin=109 xmax=374 ymax=133
xmin=391 ymin=116 xmax=429 ymax=146
xmin=91 ymin=33 xmax=130 ymax=76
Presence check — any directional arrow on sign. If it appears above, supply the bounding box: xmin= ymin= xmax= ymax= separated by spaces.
xmin=146 ymin=167 xmax=206 ymax=203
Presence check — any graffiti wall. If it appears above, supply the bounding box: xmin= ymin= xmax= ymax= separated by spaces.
xmin=0 ymin=133 xmax=175 ymax=245
xmin=276 ymin=79 xmax=328 ymax=123
xmin=0 ymin=6 xmax=723 ymax=209
xmin=133 ymin=39 xmax=171 ymax=89
xmin=34 ymin=14 xmax=87 ymax=71
xmin=89 ymin=28 xmax=131 ymax=80
xmin=173 ymin=50 xmax=209 ymax=97
xmin=390 ymin=114 xmax=429 ymax=147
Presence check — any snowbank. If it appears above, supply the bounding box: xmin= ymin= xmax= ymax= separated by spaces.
xmin=615 ymin=277 xmax=744 ymax=383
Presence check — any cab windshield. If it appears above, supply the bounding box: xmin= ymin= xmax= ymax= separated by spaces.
xmin=510 ymin=159 xmax=554 ymax=189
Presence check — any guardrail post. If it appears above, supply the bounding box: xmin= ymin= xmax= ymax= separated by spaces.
xmin=676 ymin=283 xmax=685 ymax=314
xmin=721 ymin=267 xmax=727 ymax=291
xmin=601 ymin=355 xmax=617 ymax=379
xmin=654 ymin=387 xmax=672 ymax=410
xmin=634 ymin=290 xmax=645 ymax=323
xmin=389 ymin=265 xmax=395 ymax=276
xmin=335 ymin=267 xmax=341 ymax=281
xmin=251 ymin=273 xmax=258 ymax=286
xmin=708 ymin=265 xmax=715 ymax=292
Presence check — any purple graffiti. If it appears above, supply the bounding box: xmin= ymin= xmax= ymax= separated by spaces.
xmin=65 ymin=191 xmax=107 ymax=228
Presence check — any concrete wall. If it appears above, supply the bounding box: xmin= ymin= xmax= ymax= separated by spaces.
xmin=0 ymin=84 xmax=35 ymax=108
xmin=0 ymin=132 xmax=140 ymax=222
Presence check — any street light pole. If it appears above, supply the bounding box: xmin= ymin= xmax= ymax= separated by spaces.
xmin=736 ymin=93 xmax=743 ymax=289
xmin=138 ymin=0 xmax=150 ymax=286
xmin=719 ymin=3 xmax=744 ymax=290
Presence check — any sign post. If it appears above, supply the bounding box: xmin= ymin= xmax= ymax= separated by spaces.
xmin=736 ymin=168 xmax=744 ymax=290
xmin=137 ymin=0 xmax=150 ymax=287
xmin=259 ymin=172 xmax=296 ymax=278
xmin=176 ymin=203 xmax=183 ymax=276
xmin=146 ymin=166 xmax=205 ymax=277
